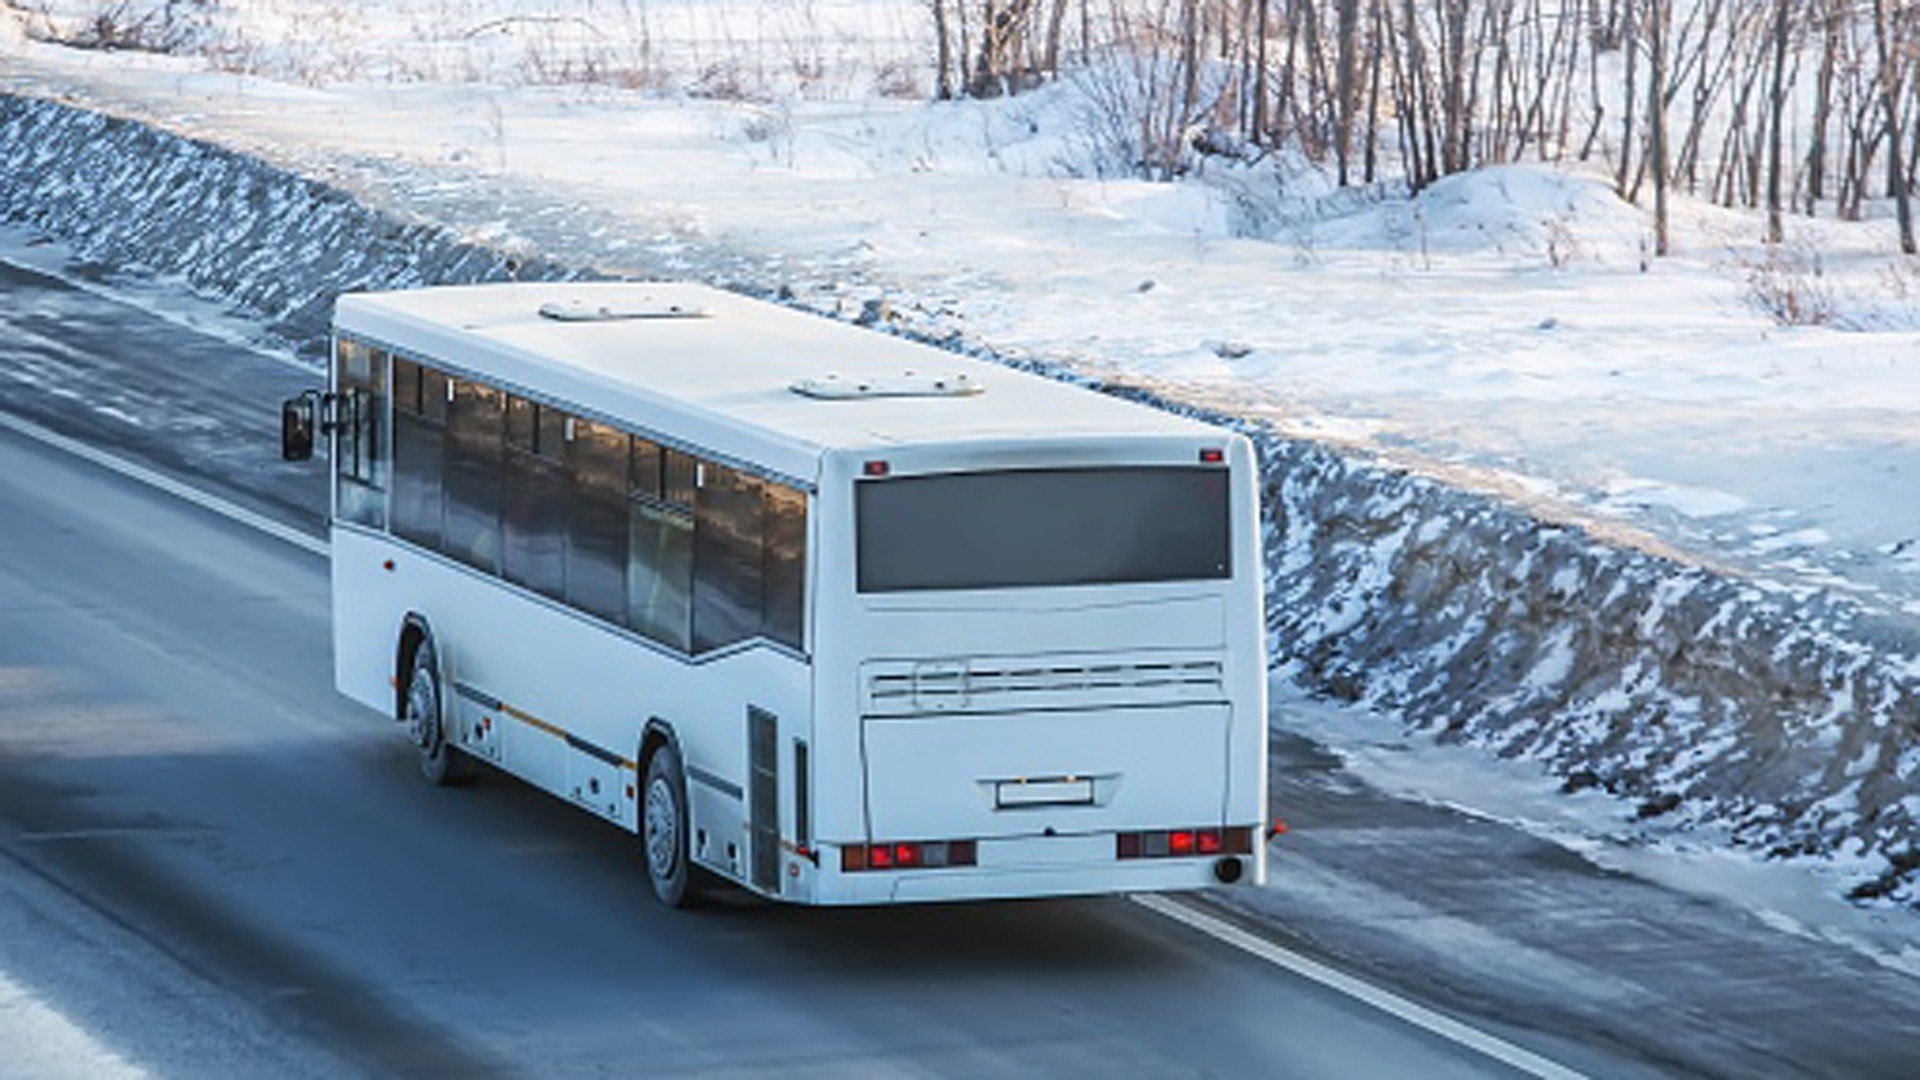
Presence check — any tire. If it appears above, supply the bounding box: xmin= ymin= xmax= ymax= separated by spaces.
xmin=403 ymin=639 xmax=471 ymax=787
xmin=641 ymin=743 xmax=712 ymax=908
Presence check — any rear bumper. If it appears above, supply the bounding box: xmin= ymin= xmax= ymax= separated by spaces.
xmin=807 ymin=833 xmax=1267 ymax=906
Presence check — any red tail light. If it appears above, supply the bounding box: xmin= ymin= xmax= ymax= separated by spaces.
xmin=1117 ymin=826 xmax=1256 ymax=860
xmin=1199 ymin=448 xmax=1225 ymax=463
xmin=840 ymin=839 xmax=978 ymax=872
xmin=863 ymin=459 xmax=890 ymax=477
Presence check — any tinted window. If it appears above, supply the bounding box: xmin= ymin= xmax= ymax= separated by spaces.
xmin=629 ymin=499 xmax=693 ymax=650
xmin=856 ymin=468 xmax=1229 ymax=592
xmin=375 ymin=368 xmax=803 ymax=655
xmin=762 ymin=482 xmax=806 ymax=650
xmin=662 ymin=448 xmax=698 ymax=508
xmin=443 ymin=378 xmax=503 ymax=572
xmin=501 ymin=397 xmax=565 ymax=598
xmin=503 ymin=446 xmax=567 ymax=600
xmin=391 ymin=365 xmax=444 ymax=550
xmin=394 ymin=357 xmax=422 ymax=414
xmin=420 ymin=367 xmax=449 ymax=423
xmin=567 ymin=418 xmax=628 ymax=623
xmin=693 ymin=463 xmax=766 ymax=652
xmin=333 ymin=338 xmax=386 ymax=528
xmin=506 ymin=393 xmax=537 ymax=453
xmin=630 ymin=437 xmax=662 ymax=501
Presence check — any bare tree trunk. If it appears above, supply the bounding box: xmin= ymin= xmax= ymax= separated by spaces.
xmin=1253 ymin=0 xmax=1271 ymax=140
xmin=1366 ymin=0 xmax=1385 ymax=182
xmin=1805 ymin=0 xmax=1838 ymax=213
xmin=1765 ymin=0 xmax=1790 ymax=242
xmin=1618 ymin=0 xmax=1639 ymax=195
xmin=1336 ymin=0 xmax=1360 ymax=184
xmin=1649 ymin=0 xmax=1671 ymax=254
xmin=1441 ymin=0 xmax=1471 ymax=173
xmin=1042 ymin=0 xmax=1069 ymax=78
xmin=1174 ymin=0 xmax=1201 ymax=179
xmin=1873 ymin=0 xmax=1915 ymax=253
xmin=932 ymin=0 xmax=955 ymax=100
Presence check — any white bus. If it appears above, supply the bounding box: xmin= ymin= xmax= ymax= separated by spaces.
xmin=283 ymin=282 xmax=1267 ymax=907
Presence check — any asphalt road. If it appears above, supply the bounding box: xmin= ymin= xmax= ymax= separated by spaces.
xmin=0 ymin=259 xmax=1575 ymax=1077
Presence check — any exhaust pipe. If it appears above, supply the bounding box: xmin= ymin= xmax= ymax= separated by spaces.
xmin=1212 ymin=856 xmax=1244 ymax=884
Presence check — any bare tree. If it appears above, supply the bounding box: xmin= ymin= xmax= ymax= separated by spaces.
xmin=899 ymin=0 xmax=1917 ymax=253
xmin=1649 ymin=0 xmax=1671 ymax=254
xmin=1872 ymin=0 xmax=1915 ymax=253
xmin=1766 ymin=0 xmax=1792 ymax=242
xmin=933 ymin=0 xmax=956 ymax=99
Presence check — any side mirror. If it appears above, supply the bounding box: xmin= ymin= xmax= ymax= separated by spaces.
xmin=281 ymin=395 xmax=316 ymax=461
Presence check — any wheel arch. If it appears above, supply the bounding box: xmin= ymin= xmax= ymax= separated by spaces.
xmin=395 ymin=613 xmax=435 ymax=720
xmin=639 ymin=717 xmax=679 ymax=775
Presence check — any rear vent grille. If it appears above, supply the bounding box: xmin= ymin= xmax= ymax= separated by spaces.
xmin=862 ymin=654 xmax=1225 ymax=716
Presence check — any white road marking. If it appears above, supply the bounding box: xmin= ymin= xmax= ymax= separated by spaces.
xmin=1134 ymin=894 xmax=1588 ymax=1080
xmin=4 ymin=402 xmax=1588 ymax=1080
xmin=0 ymin=410 xmax=328 ymax=557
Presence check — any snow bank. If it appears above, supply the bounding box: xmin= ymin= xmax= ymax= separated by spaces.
xmin=0 ymin=95 xmax=584 ymax=350
xmin=1312 ymin=165 xmax=1650 ymax=264
xmin=2 ymin=90 xmax=1916 ymax=903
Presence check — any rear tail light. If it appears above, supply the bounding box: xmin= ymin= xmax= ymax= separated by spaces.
xmin=841 ymin=839 xmax=978 ymax=872
xmin=1116 ymin=826 xmax=1254 ymax=860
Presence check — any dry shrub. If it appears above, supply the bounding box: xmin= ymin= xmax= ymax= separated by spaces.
xmin=688 ymin=59 xmax=769 ymax=103
xmin=870 ymin=58 xmax=924 ymax=100
xmin=1745 ymin=240 xmax=1837 ymax=326
xmin=22 ymin=0 xmax=210 ymax=53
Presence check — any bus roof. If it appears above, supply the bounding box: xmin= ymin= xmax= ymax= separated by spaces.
xmin=334 ymin=283 xmax=1221 ymax=481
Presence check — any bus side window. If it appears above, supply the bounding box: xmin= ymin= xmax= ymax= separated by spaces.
xmin=628 ymin=437 xmax=691 ymax=651
xmin=762 ymin=483 xmax=805 ymax=651
xmin=567 ymin=419 xmax=628 ymax=624
xmin=444 ymin=377 xmax=504 ymax=574
xmin=693 ymin=462 xmax=766 ymax=653
xmin=661 ymin=448 xmax=698 ymax=508
xmin=333 ymin=337 xmax=387 ymax=529
xmin=392 ymin=360 xmax=446 ymax=551
xmin=630 ymin=436 xmax=662 ymax=501
xmin=502 ymin=396 xmax=566 ymax=600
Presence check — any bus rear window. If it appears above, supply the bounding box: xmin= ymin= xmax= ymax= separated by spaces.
xmin=856 ymin=467 xmax=1230 ymax=593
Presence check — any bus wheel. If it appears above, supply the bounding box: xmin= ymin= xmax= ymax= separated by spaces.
xmin=404 ymin=640 xmax=470 ymax=787
xmin=642 ymin=744 xmax=708 ymax=908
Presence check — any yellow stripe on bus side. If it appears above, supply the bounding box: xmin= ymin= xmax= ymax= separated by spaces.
xmin=498 ymin=701 xmax=563 ymax=737
xmin=494 ymin=701 xmax=639 ymax=771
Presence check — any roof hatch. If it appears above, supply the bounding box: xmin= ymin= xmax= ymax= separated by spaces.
xmin=538 ymin=296 xmax=709 ymax=322
xmin=791 ymin=371 xmax=984 ymax=400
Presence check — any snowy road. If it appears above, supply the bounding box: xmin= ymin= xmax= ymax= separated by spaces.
xmin=0 ymin=265 xmax=1588 ymax=1078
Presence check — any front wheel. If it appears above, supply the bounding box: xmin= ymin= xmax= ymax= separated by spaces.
xmin=642 ymin=744 xmax=711 ymax=908
xmin=403 ymin=640 xmax=471 ymax=787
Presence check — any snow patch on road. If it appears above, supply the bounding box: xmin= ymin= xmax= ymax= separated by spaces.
xmin=0 ymin=969 xmax=149 ymax=1080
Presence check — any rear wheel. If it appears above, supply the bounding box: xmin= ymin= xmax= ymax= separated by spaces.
xmin=403 ymin=640 xmax=470 ymax=787
xmin=642 ymin=744 xmax=711 ymax=908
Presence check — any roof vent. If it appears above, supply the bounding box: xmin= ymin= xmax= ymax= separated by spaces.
xmin=538 ymin=297 xmax=709 ymax=322
xmin=792 ymin=371 xmax=985 ymax=400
